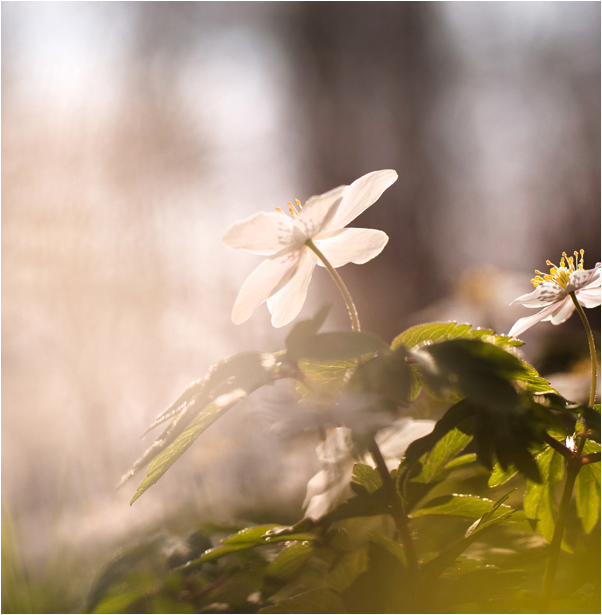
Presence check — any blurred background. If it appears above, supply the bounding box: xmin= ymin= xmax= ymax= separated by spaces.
xmin=2 ymin=1 xmax=600 ymax=606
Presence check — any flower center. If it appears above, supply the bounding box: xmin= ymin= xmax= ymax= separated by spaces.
xmin=275 ymin=199 xmax=303 ymax=218
xmin=531 ymin=249 xmax=585 ymax=289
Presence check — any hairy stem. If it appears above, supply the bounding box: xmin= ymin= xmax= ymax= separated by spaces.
xmin=569 ymin=292 xmax=597 ymax=408
xmin=305 ymin=239 xmax=361 ymax=332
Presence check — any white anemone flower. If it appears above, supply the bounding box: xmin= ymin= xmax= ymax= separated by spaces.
xmin=509 ymin=250 xmax=601 ymax=338
xmin=222 ymin=170 xmax=397 ymax=327
xmin=303 ymin=418 xmax=435 ymax=521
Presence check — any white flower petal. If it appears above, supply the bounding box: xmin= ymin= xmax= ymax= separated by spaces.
xmin=510 ymin=283 xmax=564 ymax=308
xmin=267 ymin=249 xmax=316 ymax=327
xmin=374 ymin=419 xmax=435 ymax=465
xmin=313 ymin=228 xmax=389 ymax=268
xmin=508 ymin=301 xmax=562 ymax=338
xmin=231 ymin=250 xmax=300 ymax=324
xmin=544 ymin=296 xmax=575 ymax=325
xmin=293 ymin=185 xmax=345 ymax=242
xmin=222 ymin=211 xmax=295 ymax=255
xmin=576 ymin=286 xmax=602 ymax=309
xmin=566 ymin=263 xmax=601 ymax=293
xmin=328 ymin=169 xmax=398 ymax=231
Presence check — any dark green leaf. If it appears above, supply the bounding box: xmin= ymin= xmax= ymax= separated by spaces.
xmin=264 ymin=542 xmax=315 ymax=585
xmin=576 ymin=441 xmax=601 ymax=533
xmin=326 ymin=548 xmax=369 ymax=593
xmin=421 ymin=491 xmax=519 ymax=580
xmin=285 ymin=305 xmax=331 ymax=357
xmin=258 ymin=588 xmax=347 ymax=614
xmin=523 ymin=447 xmax=564 ymax=543
xmin=369 ymin=531 xmax=406 ymax=567
xmin=422 ymin=339 xmax=526 ymax=411
xmin=348 ymin=347 xmax=413 ymax=405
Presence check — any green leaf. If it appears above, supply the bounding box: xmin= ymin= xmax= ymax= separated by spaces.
xmin=369 ymin=531 xmax=406 ymax=567
xmin=258 ymin=588 xmax=347 ymax=614
xmin=130 ymin=390 xmax=248 ymax=504
xmin=289 ymin=331 xmax=389 ymax=362
xmin=264 ymin=542 xmax=314 ymax=584
xmin=178 ymin=543 xmax=253 ymax=569
xmin=222 ymin=524 xmax=282 ymax=545
xmin=421 ymin=339 xmax=526 ymax=411
xmin=351 ymin=464 xmax=382 ymax=495
xmin=576 ymin=441 xmax=601 ymax=533
xmin=411 ymin=494 xmax=516 ymax=520
xmin=123 ymin=352 xmax=280 ymax=489
xmin=488 ymin=463 xmax=519 ymax=488
xmin=399 ymin=399 xmax=476 ymax=485
xmin=348 ymin=347 xmax=413 ymax=405
xmin=391 ymin=322 xmax=521 ymax=351
xmin=84 ymin=537 xmax=166 ymax=613
xmin=285 ymin=306 xmax=331 ymax=358
xmin=297 ymin=359 xmax=355 ymax=392
xmin=523 ymin=447 xmax=564 ymax=543
xmin=178 ymin=525 xmax=281 ymax=570
xmin=326 ymin=548 xmax=369 ymax=593
xmin=443 ymin=453 xmax=477 ymax=472
xmin=421 ymin=491 xmax=519 ymax=580
xmin=412 ymin=428 xmax=473 ymax=484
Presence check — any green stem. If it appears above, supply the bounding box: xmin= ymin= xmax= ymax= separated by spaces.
xmin=305 ymin=239 xmax=361 ymax=332
xmin=539 ymin=292 xmax=597 ymax=612
xmin=569 ymin=291 xmax=597 ymax=408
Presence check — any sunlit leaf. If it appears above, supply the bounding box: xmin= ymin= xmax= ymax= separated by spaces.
xmin=297 ymin=358 xmax=355 ymax=393
xmin=412 ymin=428 xmax=473 ymax=484
xmin=351 ymin=463 xmax=382 ymax=495
xmin=131 ymin=389 xmax=247 ymax=504
xmin=411 ymin=494 xmax=519 ymax=521
xmin=391 ymin=322 xmax=521 ymax=351
xmin=488 ymin=463 xmax=519 ymax=488
xmin=122 ymin=352 xmax=280 ymax=488
xmin=222 ymin=524 xmax=282 ymax=545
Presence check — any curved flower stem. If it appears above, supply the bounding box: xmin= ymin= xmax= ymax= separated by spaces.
xmin=305 ymin=239 xmax=361 ymax=332
xmin=569 ymin=292 xmax=597 ymax=408
xmin=539 ymin=292 xmax=597 ymax=613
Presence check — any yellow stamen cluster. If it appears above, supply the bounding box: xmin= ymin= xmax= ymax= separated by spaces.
xmin=531 ymin=249 xmax=585 ymax=289
xmin=276 ymin=199 xmax=303 ymax=218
